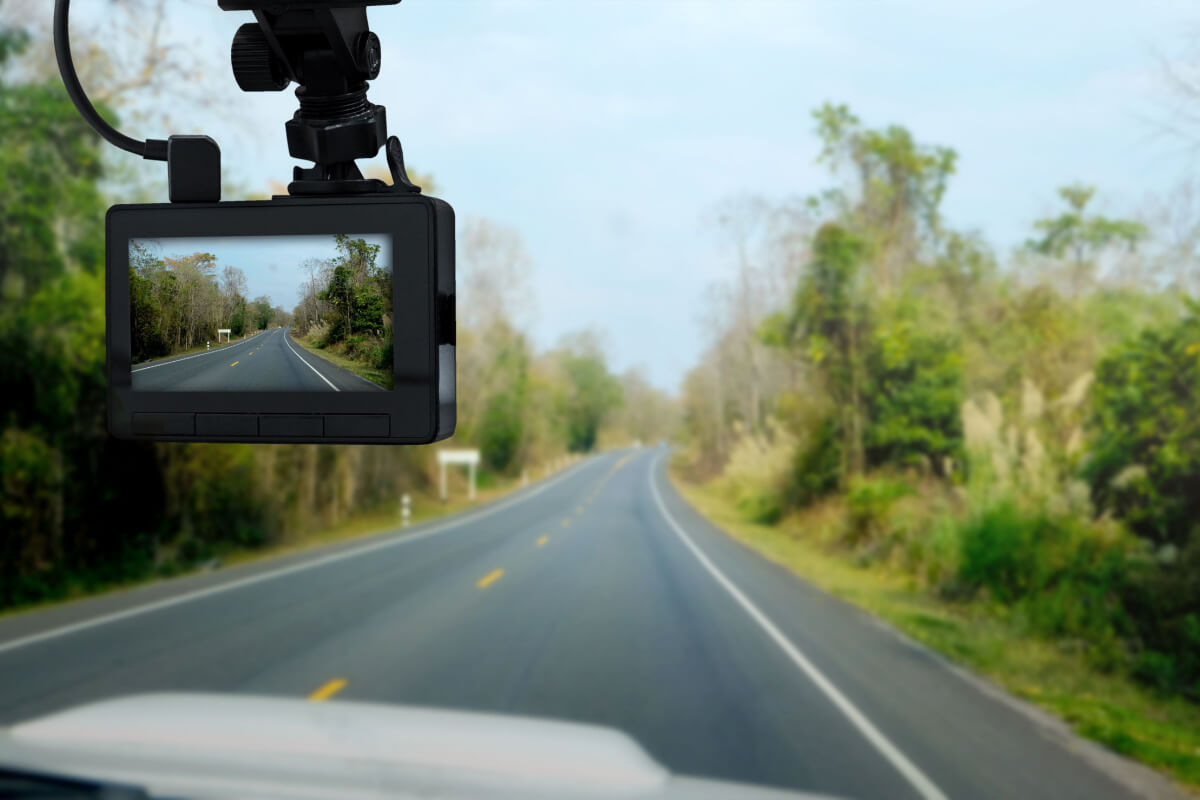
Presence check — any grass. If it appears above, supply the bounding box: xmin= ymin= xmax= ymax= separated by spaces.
xmin=671 ymin=473 xmax=1200 ymax=794
xmin=290 ymin=333 xmax=391 ymax=389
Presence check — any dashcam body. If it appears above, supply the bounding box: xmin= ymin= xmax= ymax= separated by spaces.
xmin=107 ymin=194 xmax=455 ymax=444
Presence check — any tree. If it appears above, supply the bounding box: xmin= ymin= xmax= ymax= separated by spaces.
xmin=1026 ymin=184 xmax=1148 ymax=295
xmin=812 ymin=103 xmax=957 ymax=292
xmin=252 ymin=296 xmax=274 ymax=331
xmin=318 ymin=235 xmax=385 ymax=343
xmin=1084 ymin=303 xmax=1200 ymax=549
xmin=0 ymin=31 xmax=105 ymax=299
xmin=864 ymin=308 xmax=964 ymax=476
xmin=478 ymin=331 xmax=530 ymax=473
xmin=556 ymin=332 xmax=624 ymax=453
xmin=782 ymin=222 xmax=870 ymax=476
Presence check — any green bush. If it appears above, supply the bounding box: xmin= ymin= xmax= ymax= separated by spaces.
xmin=1122 ymin=533 xmax=1200 ymax=697
xmin=736 ymin=487 xmax=784 ymax=525
xmin=843 ymin=476 xmax=914 ymax=548
xmin=788 ymin=416 xmax=842 ymax=508
xmin=373 ymin=340 xmax=393 ymax=370
xmin=956 ymin=501 xmax=1043 ymax=604
xmin=865 ymin=315 xmax=965 ymax=477
xmin=954 ymin=501 xmax=1132 ymax=641
xmin=343 ymin=334 xmax=368 ymax=359
xmin=1084 ymin=302 xmax=1200 ymax=548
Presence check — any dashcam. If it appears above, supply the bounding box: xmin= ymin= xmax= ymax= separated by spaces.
xmin=53 ymin=0 xmax=455 ymax=444
xmin=107 ymin=195 xmax=455 ymax=444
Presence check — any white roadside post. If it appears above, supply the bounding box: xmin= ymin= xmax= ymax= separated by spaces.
xmin=401 ymin=493 xmax=411 ymax=527
xmin=436 ymin=449 xmax=481 ymax=504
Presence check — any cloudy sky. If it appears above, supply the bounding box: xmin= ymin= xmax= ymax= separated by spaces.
xmin=80 ymin=0 xmax=1200 ymax=389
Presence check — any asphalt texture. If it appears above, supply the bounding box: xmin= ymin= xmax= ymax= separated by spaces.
xmin=0 ymin=449 xmax=1169 ymax=800
xmin=130 ymin=327 xmax=386 ymax=392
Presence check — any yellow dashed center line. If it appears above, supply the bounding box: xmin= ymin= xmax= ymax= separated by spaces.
xmin=477 ymin=568 xmax=505 ymax=589
xmin=561 ymin=518 xmax=571 ymax=528
xmin=576 ymin=505 xmax=584 ymax=515
xmin=230 ymin=361 xmax=239 ymax=367
xmin=308 ymin=678 xmax=347 ymax=702
xmin=537 ymin=535 xmax=549 ymax=547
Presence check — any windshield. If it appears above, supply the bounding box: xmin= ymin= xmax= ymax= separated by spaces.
xmin=1 ymin=2 xmax=1198 ymax=799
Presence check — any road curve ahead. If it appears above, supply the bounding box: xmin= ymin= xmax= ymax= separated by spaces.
xmin=130 ymin=327 xmax=385 ymax=392
xmin=0 ymin=449 xmax=1171 ymax=800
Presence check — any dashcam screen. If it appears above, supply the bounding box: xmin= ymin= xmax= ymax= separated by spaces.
xmin=129 ymin=234 xmax=393 ymax=392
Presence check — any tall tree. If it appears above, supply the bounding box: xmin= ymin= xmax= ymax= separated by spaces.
xmin=1026 ymin=184 xmax=1148 ymax=295
xmin=812 ymin=103 xmax=957 ymax=292
xmin=784 ymin=222 xmax=870 ymax=476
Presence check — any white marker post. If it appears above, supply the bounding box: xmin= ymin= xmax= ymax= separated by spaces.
xmin=436 ymin=449 xmax=481 ymax=503
xmin=401 ymin=493 xmax=411 ymax=528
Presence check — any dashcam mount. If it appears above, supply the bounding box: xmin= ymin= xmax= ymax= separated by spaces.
xmin=219 ymin=0 xmax=421 ymax=199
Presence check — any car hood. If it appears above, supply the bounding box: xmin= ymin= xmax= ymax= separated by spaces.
xmin=0 ymin=693 xmax=836 ymax=799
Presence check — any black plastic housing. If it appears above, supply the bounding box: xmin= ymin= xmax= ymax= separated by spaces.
xmin=106 ymin=194 xmax=455 ymax=444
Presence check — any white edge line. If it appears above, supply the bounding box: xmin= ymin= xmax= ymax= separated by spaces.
xmin=647 ymin=454 xmax=949 ymax=800
xmin=0 ymin=454 xmax=603 ymax=656
xmin=284 ymin=328 xmax=385 ymax=392
xmin=281 ymin=329 xmax=339 ymax=392
xmin=131 ymin=330 xmax=266 ymax=373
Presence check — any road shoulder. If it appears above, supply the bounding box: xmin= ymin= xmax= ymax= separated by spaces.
xmin=665 ymin=467 xmax=1196 ymax=799
xmin=0 ymin=458 xmax=596 ymax=653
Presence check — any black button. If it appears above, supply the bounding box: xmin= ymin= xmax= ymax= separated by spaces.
xmin=325 ymin=415 xmax=389 ymax=438
xmin=260 ymin=415 xmax=323 ymax=438
xmin=132 ymin=413 xmax=195 ymax=436
xmin=196 ymin=414 xmax=258 ymax=437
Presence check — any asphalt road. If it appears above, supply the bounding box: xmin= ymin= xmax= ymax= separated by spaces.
xmin=0 ymin=449 xmax=1172 ymax=800
xmin=130 ymin=327 xmax=385 ymax=392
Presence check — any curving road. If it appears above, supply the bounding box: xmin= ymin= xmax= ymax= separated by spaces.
xmin=0 ymin=449 xmax=1173 ymax=799
xmin=131 ymin=327 xmax=385 ymax=392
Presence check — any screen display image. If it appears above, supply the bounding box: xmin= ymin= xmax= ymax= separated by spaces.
xmin=129 ymin=233 xmax=393 ymax=392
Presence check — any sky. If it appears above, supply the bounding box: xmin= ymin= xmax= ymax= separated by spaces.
xmin=133 ymin=235 xmax=393 ymax=311
xmin=79 ymin=0 xmax=1200 ymax=390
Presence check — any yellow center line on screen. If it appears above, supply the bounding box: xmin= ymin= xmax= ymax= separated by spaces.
xmin=561 ymin=518 xmax=571 ymax=528
xmin=537 ymin=536 xmax=549 ymax=547
xmin=477 ymin=568 xmax=505 ymax=589
xmin=308 ymin=678 xmax=347 ymax=702
xmin=230 ymin=361 xmax=239 ymax=367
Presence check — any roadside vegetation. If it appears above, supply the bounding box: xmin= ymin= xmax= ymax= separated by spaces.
xmin=676 ymin=103 xmax=1200 ymax=787
xmin=673 ymin=480 xmax=1200 ymax=787
xmin=290 ymin=234 xmax=393 ymax=388
xmin=130 ymin=244 xmax=287 ymax=363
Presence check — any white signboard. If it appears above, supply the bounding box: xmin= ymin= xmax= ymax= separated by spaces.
xmin=436 ymin=449 xmax=481 ymax=501
xmin=217 ymin=328 xmax=232 ymax=344
xmin=437 ymin=450 xmax=481 ymax=466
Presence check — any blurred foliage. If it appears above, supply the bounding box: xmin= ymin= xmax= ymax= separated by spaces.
xmin=558 ymin=342 xmax=624 ymax=453
xmin=863 ymin=304 xmax=963 ymax=477
xmin=1085 ymin=302 xmax=1200 ymax=549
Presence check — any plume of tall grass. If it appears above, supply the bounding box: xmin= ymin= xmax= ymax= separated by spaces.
xmin=721 ymin=418 xmax=798 ymax=524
